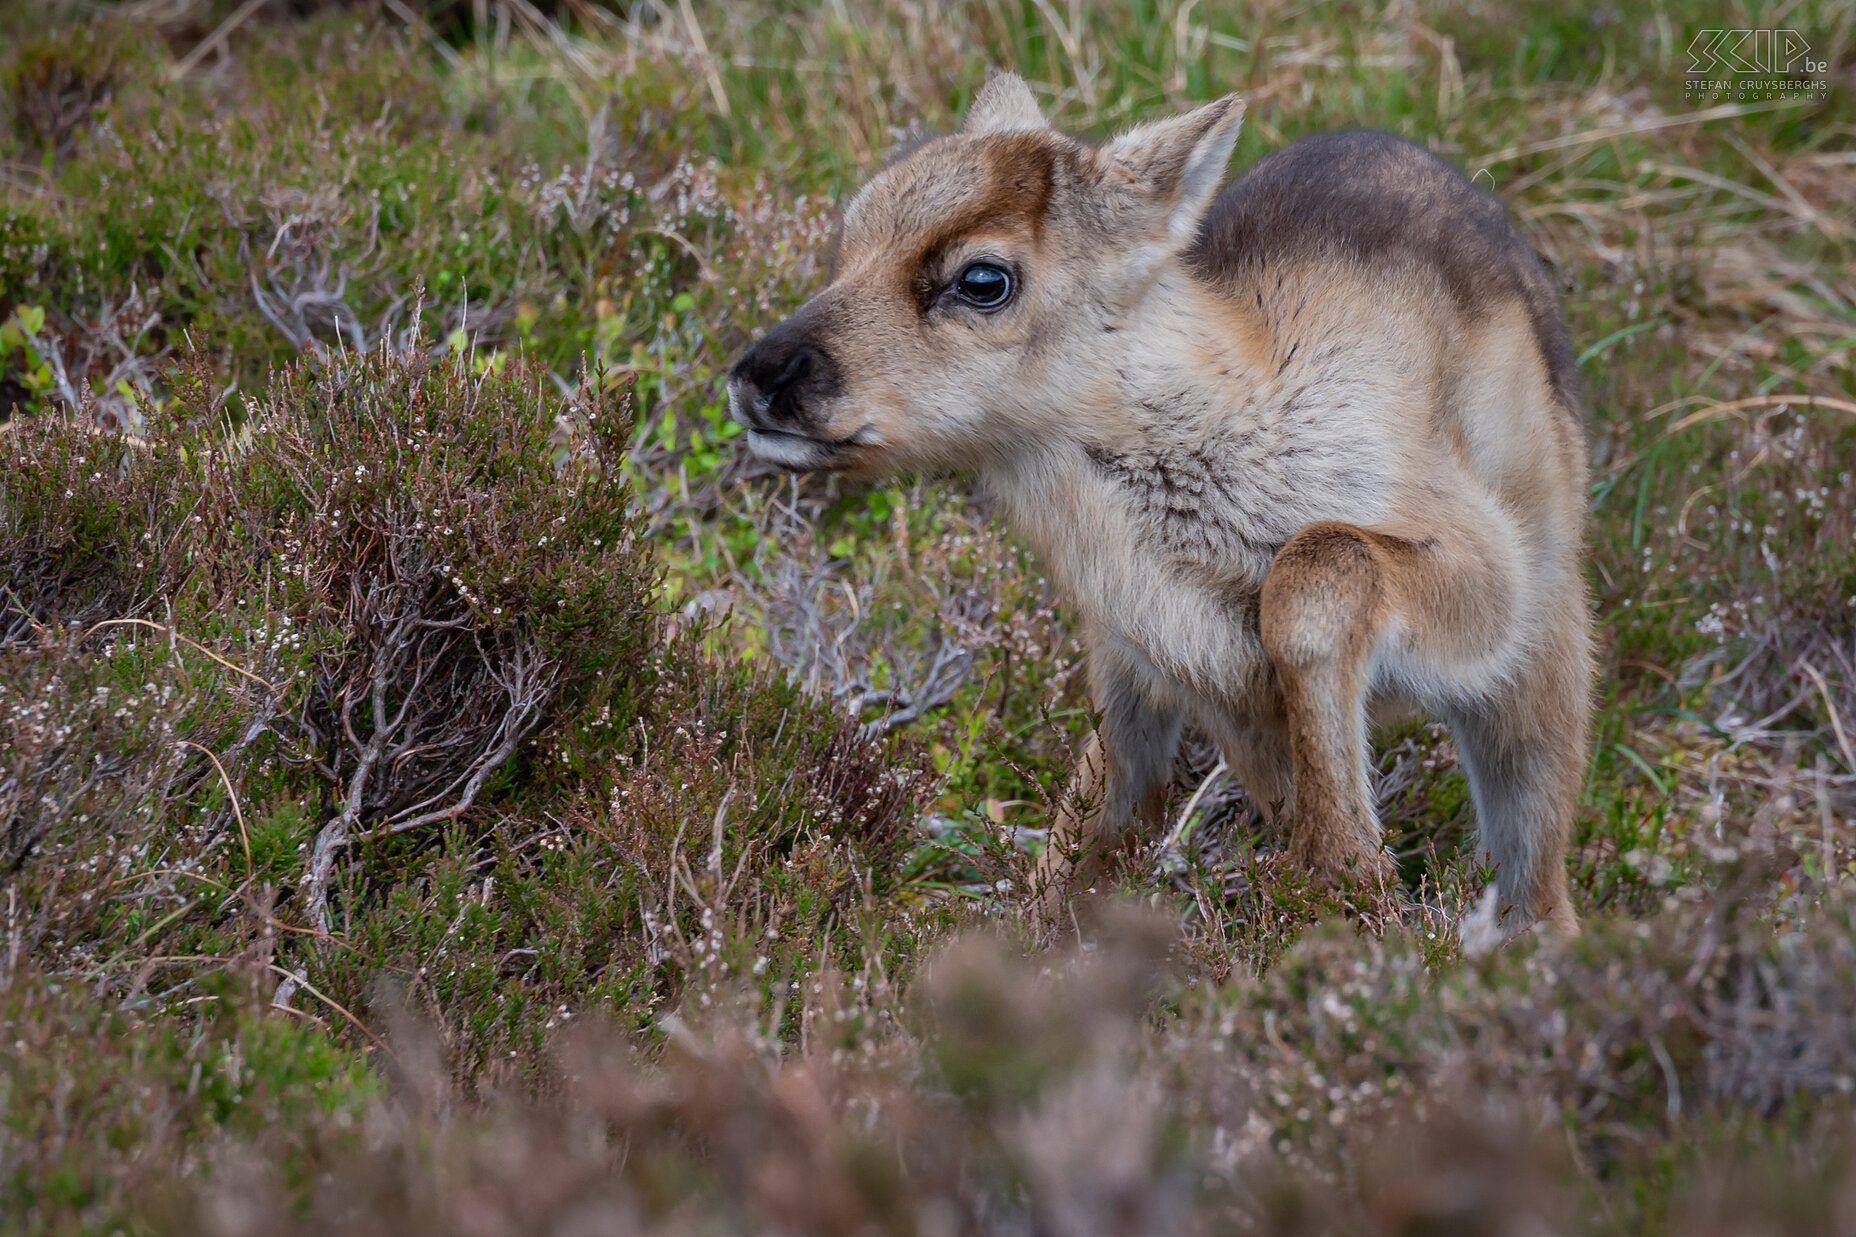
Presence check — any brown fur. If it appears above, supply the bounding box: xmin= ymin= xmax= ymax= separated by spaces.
xmin=729 ymin=75 xmax=1592 ymax=939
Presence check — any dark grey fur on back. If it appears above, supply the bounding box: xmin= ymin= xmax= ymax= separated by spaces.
xmin=1186 ymin=130 xmax=1582 ymax=418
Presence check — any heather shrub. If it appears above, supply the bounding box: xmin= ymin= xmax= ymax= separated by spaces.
xmin=0 ymin=16 xmax=745 ymax=414
xmin=2 ymin=969 xmax=375 ymax=1231
xmin=2 ymin=342 xmax=654 ymax=895
xmin=0 ymin=19 xmax=142 ymax=170
xmin=0 ymin=335 xmax=932 ymax=1096
xmin=102 ymin=890 xmax=1855 ymax=1237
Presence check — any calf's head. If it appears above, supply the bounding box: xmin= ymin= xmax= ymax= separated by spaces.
xmin=729 ymin=75 xmax=1244 ymax=476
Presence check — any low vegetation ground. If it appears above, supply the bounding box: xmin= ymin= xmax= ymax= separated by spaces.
xmin=2 ymin=0 xmax=1854 ymax=1232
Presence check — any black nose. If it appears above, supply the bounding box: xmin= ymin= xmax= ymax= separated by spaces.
xmin=760 ymin=350 xmax=812 ymax=407
xmin=733 ymin=342 xmax=813 ymax=428
xmin=731 ymin=325 xmax=840 ymax=431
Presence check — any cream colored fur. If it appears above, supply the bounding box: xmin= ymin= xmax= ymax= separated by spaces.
xmin=729 ymin=74 xmax=1592 ymax=938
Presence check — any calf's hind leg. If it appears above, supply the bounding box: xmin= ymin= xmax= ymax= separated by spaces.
xmin=1259 ymin=520 xmax=1583 ymax=936
xmin=1442 ymin=594 xmax=1588 ymax=938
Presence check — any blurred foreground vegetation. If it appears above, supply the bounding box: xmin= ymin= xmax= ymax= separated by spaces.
xmin=2 ymin=0 xmax=1855 ymax=1232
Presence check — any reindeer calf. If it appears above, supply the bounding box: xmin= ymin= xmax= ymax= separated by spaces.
xmin=730 ymin=75 xmax=1592 ymax=937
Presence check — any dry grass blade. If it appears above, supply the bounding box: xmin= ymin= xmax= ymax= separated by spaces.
xmin=266 ymin=963 xmax=394 ymax=1057
xmin=1666 ymin=393 xmax=1856 ymax=434
xmin=1798 ymin=660 xmax=1856 ymax=777
xmin=1477 ymin=98 xmax=1812 ymax=167
xmin=169 ymin=0 xmax=273 ymax=79
xmin=175 ymin=738 xmax=251 ymax=887
xmin=82 ymin=618 xmax=281 ymax=693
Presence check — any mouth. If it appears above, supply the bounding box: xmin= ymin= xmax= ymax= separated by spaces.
xmin=728 ymin=378 xmax=868 ymax=472
xmin=742 ymin=425 xmax=866 ymax=472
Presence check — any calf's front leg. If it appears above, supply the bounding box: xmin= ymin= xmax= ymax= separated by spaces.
xmin=1258 ymin=523 xmax=1405 ymax=886
xmin=1034 ymin=647 xmax=1181 ymax=921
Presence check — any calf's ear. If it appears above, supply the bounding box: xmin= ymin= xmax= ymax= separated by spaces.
xmin=1098 ymin=94 xmax=1246 ymax=242
xmin=963 ymin=71 xmax=1049 ymax=135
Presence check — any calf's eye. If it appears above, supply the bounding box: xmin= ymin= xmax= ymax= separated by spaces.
xmin=954 ymin=262 xmax=1013 ymax=310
